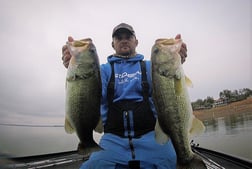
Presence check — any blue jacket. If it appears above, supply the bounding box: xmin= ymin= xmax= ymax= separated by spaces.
xmin=100 ymin=54 xmax=157 ymax=125
xmin=80 ymin=54 xmax=176 ymax=169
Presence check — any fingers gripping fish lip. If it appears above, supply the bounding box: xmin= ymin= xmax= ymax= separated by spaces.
xmin=154 ymin=38 xmax=183 ymax=54
xmin=155 ymin=38 xmax=177 ymax=45
xmin=67 ymin=38 xmax=98 ymax=68
xmin=152 ymin=38 xmax=183 ymax=78
xmin=67 ymin=38 xmax=93 ymax=56
xmin=74 ymin=38 xmax=92 ymax=46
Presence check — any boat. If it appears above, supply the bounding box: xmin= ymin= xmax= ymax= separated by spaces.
xmin=192 ymin=146 xmax=252 ymax=169
xmin=1 ymin=146 xmax=251 ymax=169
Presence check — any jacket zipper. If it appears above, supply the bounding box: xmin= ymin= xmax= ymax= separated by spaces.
xmin=125 ymin=111 xmax=136 ymax=159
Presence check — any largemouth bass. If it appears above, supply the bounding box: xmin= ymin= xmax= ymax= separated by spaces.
xmin=65 ymin=38 xmax=102 ymax=156
xmin=151 ymin=38 xmax=206 ymax=168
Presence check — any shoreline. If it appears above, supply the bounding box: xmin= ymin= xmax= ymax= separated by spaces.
xmin=193 ymin=97 xmax=252 ymax=120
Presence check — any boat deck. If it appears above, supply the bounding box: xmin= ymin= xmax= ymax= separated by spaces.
xmin=1 ymin=147 xmax=251 ymax=169
xmin=1 ymin=151 xmax=84 ymax=169
xmin=192 ymin=146 xmax=252 ymax=169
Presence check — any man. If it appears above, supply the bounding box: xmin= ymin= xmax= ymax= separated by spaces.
xmin=62 ymin=23 xmax=187 ymax=169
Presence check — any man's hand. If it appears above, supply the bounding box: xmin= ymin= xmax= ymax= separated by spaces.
xmin=175 ymin=34 xmax=187 ymax=64
xmin=62 ymin=36 xmax=74 ymax=68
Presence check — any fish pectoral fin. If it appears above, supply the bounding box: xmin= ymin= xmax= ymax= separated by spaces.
xmin=185 ymin=76 xmax=193 ymax=88
xmin=154 ymin=120 xmax=170 ymax=144
xmin=94 ymin=117 xmax=104 ymax=133
xmin=175 ymin=69 xmax=182 ymax=80
xmin=66 ymin=71 xmax=77 ymax=81
xmin=189 ymin=117 xmax=205 ymax=138
xmin=64 ymin=118 xmax=75 ymax=134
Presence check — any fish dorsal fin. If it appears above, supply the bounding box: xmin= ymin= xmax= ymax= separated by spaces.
xmin=64 ymin=118 xmax=75 ymax=134
xmin=189 ymin=117 xmax=205 ymax=138
xmin=154 ymin=120 xmax=170 ymax=144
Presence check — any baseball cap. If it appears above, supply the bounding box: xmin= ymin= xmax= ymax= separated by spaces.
xmin=112 ymin=23 xmax=136 ymax=37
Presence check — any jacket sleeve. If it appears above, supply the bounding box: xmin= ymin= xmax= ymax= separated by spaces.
xmin=145 ymin=60 xmax=158 ymax=118
xmin=100 ymin=63 xmax=112 ymax=125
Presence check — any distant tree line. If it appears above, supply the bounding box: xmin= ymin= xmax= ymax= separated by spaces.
xmin=192 ymin=88 xmax=252 ymax=110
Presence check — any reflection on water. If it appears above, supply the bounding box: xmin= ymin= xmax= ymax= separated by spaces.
xmin=0 ymin=125 xmax=78 ymax=157
xmin=203 ymin=112 xmax=252 ymax=135
xmin=0 ymin=124 xmax=101 ymax=158
xmin=0 ymin=112 xmax=252 ymax=161
xmin=194 ymin=112 xmax=252 ymax=161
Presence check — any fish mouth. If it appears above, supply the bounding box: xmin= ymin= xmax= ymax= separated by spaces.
xmin=152 ymin=42 xmax=172 ymax=56
xmin=155 ymin=38 xmax=176 ymax=45
xmin=72 ymin=38 xmax=92 ymax=47
xmin=67 ymin=38 xmax=93 ymax=56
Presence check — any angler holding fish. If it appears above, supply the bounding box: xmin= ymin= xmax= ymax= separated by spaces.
xmin=64 ymin=38 xmax=102 ymax=156
xmin=151 ymin=38 xmax=206 ymax=168
xmin=62 ymin=23 xmax=205 ymax=169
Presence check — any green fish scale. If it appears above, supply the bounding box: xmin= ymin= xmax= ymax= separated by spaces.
xmin=66 ymin=75 xmax=101 ymax=143
xmin=152 ymin=72 xmax=194 ymax=163
xmin=65 ymin=42 xmax=102 ymax=155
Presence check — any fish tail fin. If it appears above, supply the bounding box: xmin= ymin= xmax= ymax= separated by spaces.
xmin=189 ymin=117 xmax=205 ymax=138
xmin=154 ymin=120 xmax=170 ymax=144
xmin=177 ymin=154 xmax=207 ymax=169
xmin=77 ymin=141 xmax=102 ymax=157
xmin=94 ymin=117 xmax=104 ymax=133
xmin=64 ymin=118 xmax=75 ymax=134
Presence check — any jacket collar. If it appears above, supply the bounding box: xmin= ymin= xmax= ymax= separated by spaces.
xmin=107 ymin=53 xmax=144 ymax=63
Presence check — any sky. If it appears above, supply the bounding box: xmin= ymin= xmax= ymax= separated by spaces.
xmin=0 ymin=0 xmax=251 ymax=125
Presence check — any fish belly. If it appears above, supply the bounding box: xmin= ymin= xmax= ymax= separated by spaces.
xmin=153 ymin=72 xmax=193 ymax=163
xmin=65 ymin=75 xmax=101 ymax=155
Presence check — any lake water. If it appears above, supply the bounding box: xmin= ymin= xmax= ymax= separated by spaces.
xmin=0 ymin=112 xmax=251 ymax=161
xmin=193 ymin=111 xmax=252 ymax=161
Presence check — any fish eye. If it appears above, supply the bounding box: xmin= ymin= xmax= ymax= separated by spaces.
xmin=153 ymin=48 xmax=159 ymax=54
xmin=89 ymin=48 xmax=96 ymax=54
